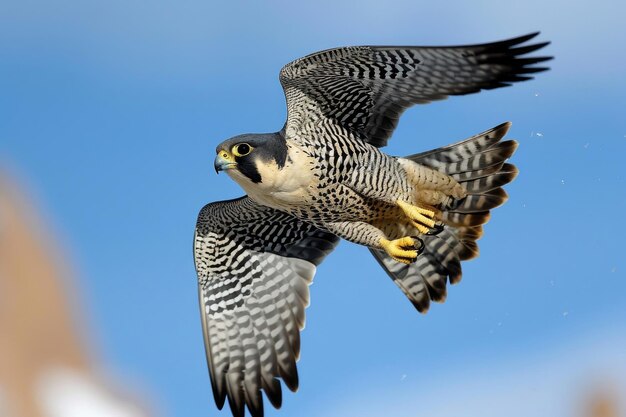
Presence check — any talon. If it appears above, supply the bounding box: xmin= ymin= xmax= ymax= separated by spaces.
xmin=380 ymin=236 xmax=420 ymax=264
xmin=413 ymin=236 xmax=425 ymax=256
xmin=426 ymin=223 xmax=444 ymax=236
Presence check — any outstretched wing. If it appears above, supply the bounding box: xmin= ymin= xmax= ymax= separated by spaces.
xmin=280 ymin=32 xmax=551 ymax=147
xmin=194 ymin=197 xmax=339 ymax=417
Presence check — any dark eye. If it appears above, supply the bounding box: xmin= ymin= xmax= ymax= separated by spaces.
xmin=232 ymin=143 xmax=252 ymax=157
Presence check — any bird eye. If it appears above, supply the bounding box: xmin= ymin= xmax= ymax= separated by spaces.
xmin=232 ymin=143 xmax=252 ymax=157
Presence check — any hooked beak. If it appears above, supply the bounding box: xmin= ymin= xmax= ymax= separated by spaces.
xmin=214 ymin=152 xmax=236 ymax=174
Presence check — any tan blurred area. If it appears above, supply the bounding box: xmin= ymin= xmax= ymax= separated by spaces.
xmin=586 ymin=390 xmax=620 ymax=417
xmin=0 ymin=171 xmax=153 ymax=417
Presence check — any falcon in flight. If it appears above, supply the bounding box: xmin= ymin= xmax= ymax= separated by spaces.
xmin=194 ymin=32 xmax=551 ymax=417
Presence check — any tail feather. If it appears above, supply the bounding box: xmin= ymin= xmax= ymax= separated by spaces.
xmin=449 ymin=162 xmax=504 ymax=182
xmin=430 ymin=138 xmax=517 ymax=177
xmin=370 ymin=123 xmax=517 ymax=313
xmin=454 ymin=237 xmax=480 ymax=261
xmin=462 ymin=169 xmax=517 ymax=193
xmin=451 ymin=188 xmax=508 ymax=214
xmin=451 ymin=226 xmax=482 ymax=261
xmin=369 ymin=228 xmax=462 ymax=312
xmin=406 ymin=122 xmax=511 ymax=166
xmin=458 ymin=225 xmax=483 ymax=242
xmin=444 ymin=211 xmax=491 ymax=227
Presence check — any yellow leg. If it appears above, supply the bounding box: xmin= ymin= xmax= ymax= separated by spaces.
xmin=380 ymin=236 xmax=422 ymax=264
xmin=396 ymin=200 xmax=437 ymax=234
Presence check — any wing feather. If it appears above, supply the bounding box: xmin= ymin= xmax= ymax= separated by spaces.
xmin=194 ymin=197 xmax=338 ymax=416
xmin=280 ymin=33 xmax=551 ymax=147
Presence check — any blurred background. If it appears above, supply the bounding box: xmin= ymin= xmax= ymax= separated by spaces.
xmin=1 ymin=0 xmax=625 ymax=416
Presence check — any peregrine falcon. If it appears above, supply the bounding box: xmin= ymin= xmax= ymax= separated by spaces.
xmin=194 ymin=33 xmax=550 ymax=417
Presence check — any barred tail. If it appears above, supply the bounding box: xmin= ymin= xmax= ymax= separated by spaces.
xmin=369 ymin=123 xmax=518 ymax=313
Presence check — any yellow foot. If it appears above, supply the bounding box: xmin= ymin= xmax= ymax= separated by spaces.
xmin=380 ymin=236 xmax=423 ymax=264
xmin=396 ymin=200 xmax=437 ymax=234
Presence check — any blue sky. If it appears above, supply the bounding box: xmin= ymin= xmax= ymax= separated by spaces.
xmin=2 ymin=1 xmax=625 ymax=416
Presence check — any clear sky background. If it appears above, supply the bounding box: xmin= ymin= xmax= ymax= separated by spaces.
xmin=2 ymin=1 xmax=625 ymax=416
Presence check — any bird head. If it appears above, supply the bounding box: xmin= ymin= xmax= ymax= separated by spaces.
xmin=214 ymin=132 xmax=287 ymax=184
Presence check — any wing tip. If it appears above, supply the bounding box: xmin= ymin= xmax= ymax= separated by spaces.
xmin=280 ymin=367 xmax=300 ymax=393
xmin=213 ymin=385 xmax=227 ymax=410
xmin=494 ymin=31 xmax=542 ymax=47
xmin=480 ymin=31 xmax=552 ymax=70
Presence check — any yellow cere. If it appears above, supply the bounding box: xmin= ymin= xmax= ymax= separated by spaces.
xmin=220 ymin=150 xmax=233 ymax=161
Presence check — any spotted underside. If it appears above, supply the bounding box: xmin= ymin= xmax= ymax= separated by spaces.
xmin=195 ymin=33 xmax=551 ymax=417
